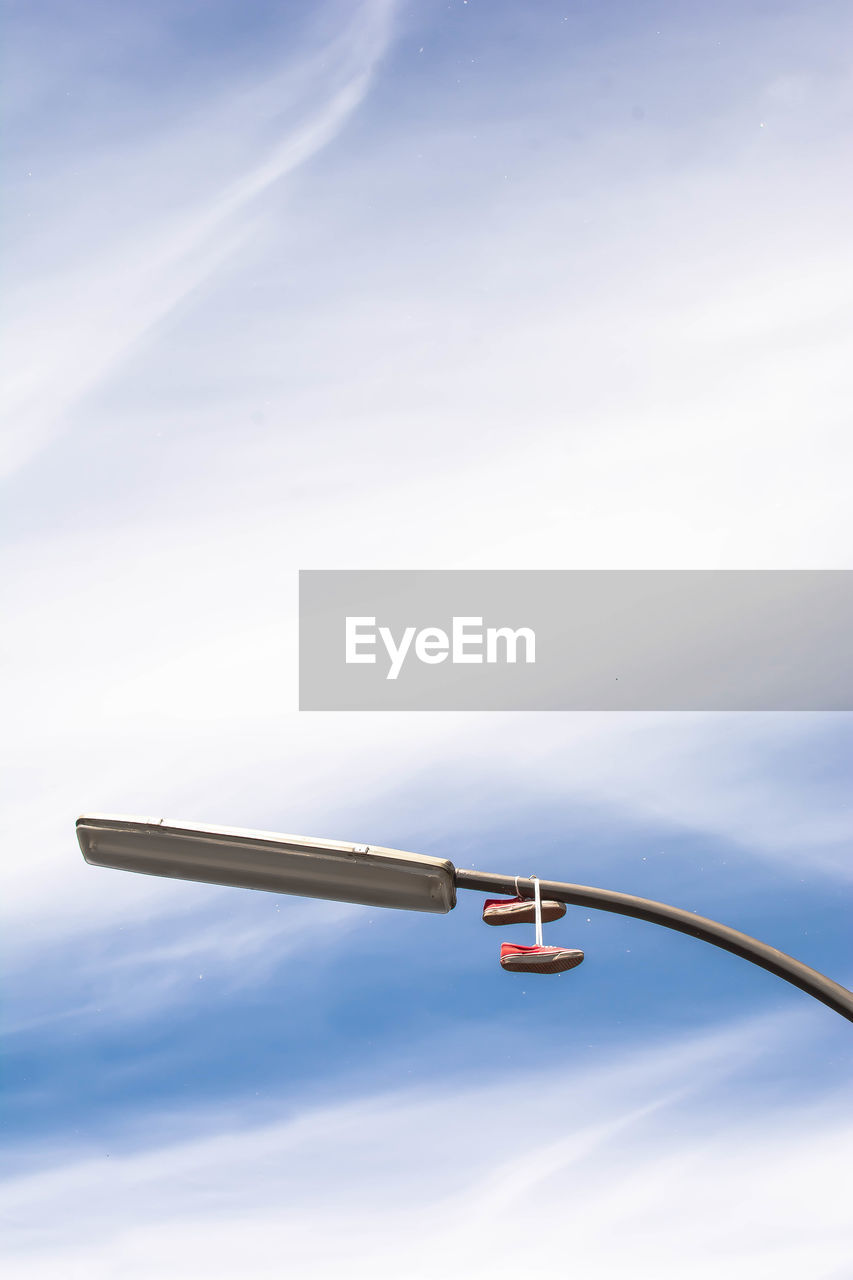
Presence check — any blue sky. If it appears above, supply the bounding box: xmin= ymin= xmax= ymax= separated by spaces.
xmin=2 ymin=1 xmax=853 ymax=1275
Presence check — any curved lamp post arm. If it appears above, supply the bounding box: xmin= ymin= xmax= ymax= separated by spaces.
xmin=455 ymin=868 xmax=853 ymax=1023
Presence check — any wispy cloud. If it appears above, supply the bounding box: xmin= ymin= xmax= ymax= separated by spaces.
xmin=3 ymin=1011 xmax=850 ymax=1278
xmin=1 ymin=0 xmax=395 ymax=479
xmin=2 ymin=895 xmax=362 ymax=1036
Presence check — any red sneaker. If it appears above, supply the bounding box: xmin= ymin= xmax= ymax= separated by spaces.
xmin=500 ymin=942 xmax=584 ymax=975
xmin=482 ymin=896 xmax=566 ymax=926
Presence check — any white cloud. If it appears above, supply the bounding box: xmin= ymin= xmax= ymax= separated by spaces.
xmin=3 ymin=1010 xmax=850 ymax=1279
xmin=1 ymin=893 xmax=362 ymax=1036
xmin=0 ymin=0 xmax=395 ymax=479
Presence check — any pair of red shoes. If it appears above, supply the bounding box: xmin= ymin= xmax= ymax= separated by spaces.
xmin=483 ymin=894 xmax=584 ymax=975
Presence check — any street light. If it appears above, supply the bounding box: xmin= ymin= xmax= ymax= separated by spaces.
xmin=76 ymin=813 xmax=853 ymax=1023
xmin=76 ymin=814 xmax=455 ymax=913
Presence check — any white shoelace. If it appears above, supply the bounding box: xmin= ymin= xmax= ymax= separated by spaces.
xmin=532 ymin=874 xmax=543 ymax=947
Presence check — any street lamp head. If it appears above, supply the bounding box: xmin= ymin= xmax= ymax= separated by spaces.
xmin=76 ymin=814 xmax=456 ymax=913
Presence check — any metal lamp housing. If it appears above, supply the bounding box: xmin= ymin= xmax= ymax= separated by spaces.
xmin=76 ymin=815 xmax=456 ymax=913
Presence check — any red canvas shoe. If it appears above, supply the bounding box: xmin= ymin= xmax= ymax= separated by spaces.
xmin=500 ymin=942 xmax=584 ymax=975
xmin=482 ymin=896 xmax=566 ymax=926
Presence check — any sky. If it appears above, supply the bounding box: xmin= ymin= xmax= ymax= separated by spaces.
xmin=2 ymin=0 xmax=853 ymax=1275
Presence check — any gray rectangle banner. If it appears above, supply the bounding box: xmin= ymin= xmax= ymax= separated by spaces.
xmin=298 ymin=571 xmax=853 ymax=710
